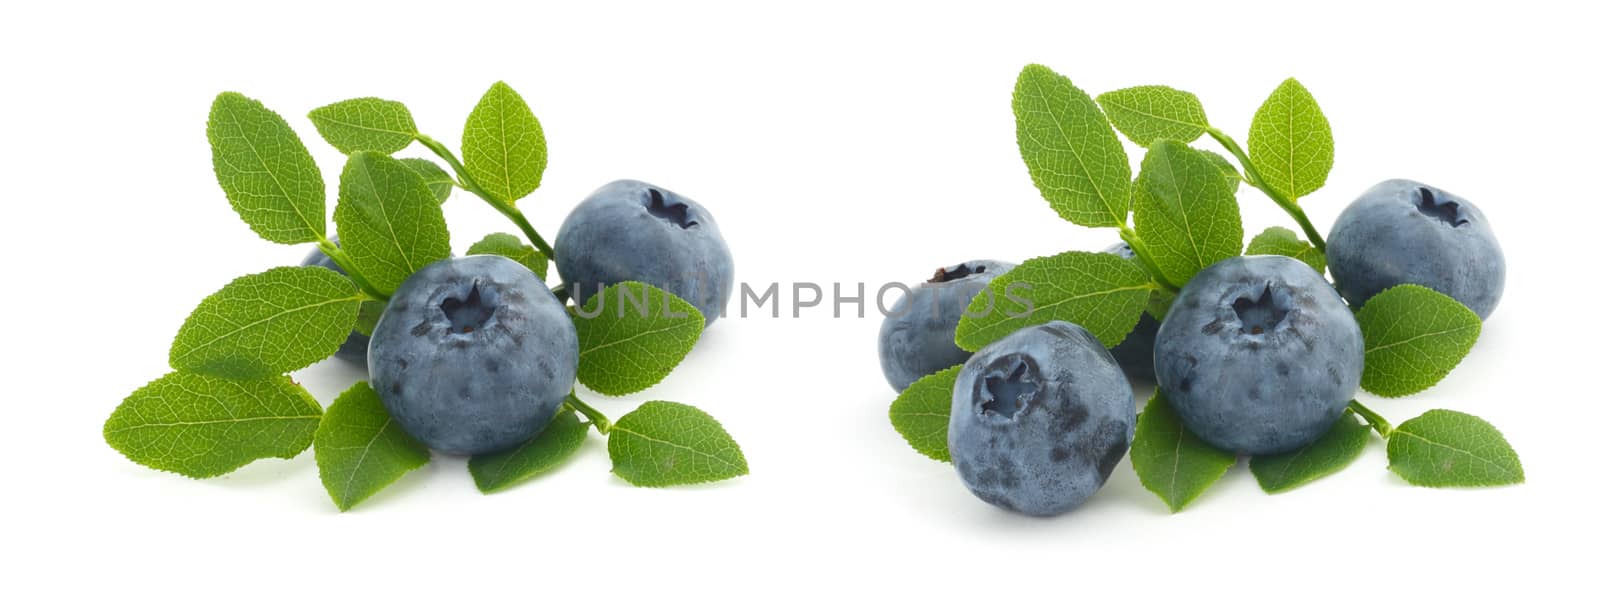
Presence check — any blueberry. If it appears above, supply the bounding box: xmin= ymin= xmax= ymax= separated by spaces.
xmin=368 ymin=255 xmax=578 ymax=455
xmin=300 ymin=238 xmax=369 ymax=365
xmin=554 ymin=180 xmax=733 ymax=326
xmin=1103 ymin=242 xmax=1159 ymax=382
xmin=947 ymin=321 xmax=1135 ymax=516
xmin=1327 ymin=179 xmax=1505 ymax=319
xmin=877 ymin=260 xmax=1015 ymax=392
xmin=1154 ymin=255 xmax=1362 ymax=455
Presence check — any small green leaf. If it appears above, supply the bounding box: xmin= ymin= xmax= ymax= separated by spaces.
xmin=462 ymin=81 xmax=547 ymax=203
xmin=308 ymin=98 xmax=417 ymax=155
xmin=1245 ymin=226 xmax=1326 ymax=274
xmin=889 ymin=365 xmax=961 ymax=462
xmin=314 ymin=382 xmax=430 ymax=511
xmin=608 ymin=401 xmax=748 ymax=487
xmin=1248 ymin=78 xmax=1334 ymax=199
xmin=354 ymin=299 xmax=383 ymax=337
xmin=573 ymin=282 xmax=704 ymax=396
xmin=398 ymin=157 xmax=454 ymax=204
xmin=1130 ymin=391 xmax=1235 ymax=512
xmin=104 ymin=371 xmax=322 ymax=478
xmin=206 ymin=92 xmax=326 ymax=244
xmin=1356 ymin=285 xmax=1482 ymax=397
xmin=334 ymin=152 xmax=452 ymax=294
xmin=1388 ymin=409 xmax=1523 ymax=487
xmin=1013 ymin=64 xmax=1132 ymax=228
xmin=169 ymin=266 xmax=362 ymax=379
xmin=1131 ymin=140 xmax=1245 ymax=285
xmin=469 ymin=407 xmax=589 ymax=493
xmin=1096 ymin=85 xmax=1210 ymax=147
xmin=1249 ymin=411 xmax=1369 ymax=493
xmin=955 ymin=251 xmax=1152 ymax=351
xmin=466 ymin=232 xmax=548 ymax=280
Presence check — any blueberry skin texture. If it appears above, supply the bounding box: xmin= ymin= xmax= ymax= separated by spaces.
xmin=877 ymin=260 xmax=1015 ymax=392
xmin=554 ymin=180 xmax=733 ymax=326
xmin=948 ymin=321 xmax=1136 ymax=517
xmin=1327 ymin=179 xmax=1505 ymax=319
xmin=300 ymin=240 xmax=369 ymax=365
xmin=368 ymin=255 xmax=578 ymax=455
xmin=1154 ymin=255 xmax=1362 ymax=455
xmin=1103 ymin=242 xmax=1158 ymax=382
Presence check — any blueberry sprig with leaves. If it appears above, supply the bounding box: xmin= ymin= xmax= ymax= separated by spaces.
xmin=888 ymin=64 xmax=1520 ymax=514
xmin=104 ymin=82 xmax=747 ymax=512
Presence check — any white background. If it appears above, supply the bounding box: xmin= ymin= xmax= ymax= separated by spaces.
xmin=3 ymin=1 xmax=1595 ymax=588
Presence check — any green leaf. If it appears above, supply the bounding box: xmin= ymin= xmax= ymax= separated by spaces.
xmin=1249 ymin=411 xmax=1369 ymax=493
xmin=1130 ymin=391 xmax=1235 ymax=512
xmin=1356 ymin=285 xmax=1482 ymax=397
xmin=608 ymin=401 xmax=748 ymax=487
xmin=1131 ymin=141 xmax=1245 ymax=285
xmin=466 ymin=232 xmax=548 ymax=280
xmin=307 ymin=98 xmax=417 ymax=155
xmin=462 ymin=81 xmax=547 ymax=203
xmin=1388 ymin=409 xmax=1523 ymax=487
xmin=354 ymin=299 xmax=383 ymax=337
xmin=1248 ymin=78 xmax=1334 ymax=199
xmin=1096 ymin=85 xmax=1210 ymax=147
xmin=1013 ymin=64 xmax=1132 ymax=228
xmin=469 ymin=407 xmax=589 ymax=493
xmin=334 ymin=152 xmax=452 ymax=294
xmin=1245 ymin=226 xmax=1326 ymax=274
xmin=889 ymin=365 xmax=961 ymax=462
xmin=169 ymin=266 xmax=362 ymax=379
xmin=206 ymin=92 xmax=327 ymax=244
xmin=573 ymin=282 xmax=704 ymax=395
xmin=1146 ymin=288 xmax=1176 ymax=322
xmin=314 ymin=382 xmax=430 ymax=511
xmin=398 ymin=157 xmax=454 ymax=204
xmin=104 ymin=371 xmax=322 ymax=478
xmin=1200 ymin=149 xmax=1242 ymax=193
xmin=955 ymin=251 xmax=1152 ymax=351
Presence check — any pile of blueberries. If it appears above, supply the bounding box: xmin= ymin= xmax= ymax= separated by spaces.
xmin=307 ymin=180 xmax=733 ymax=456
xmin=880 ymin=179 xmax=1504 ymax=516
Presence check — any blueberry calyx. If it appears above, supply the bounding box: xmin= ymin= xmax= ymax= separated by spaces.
xmin=646 ymin=188 xmax=698 ymax=229
xmin=1416 ymin=186 xmax=1469 ymax=228
xmin=441 ymin=282 xmax=497 ymax=334
xmin=931 ymin=263 xmax=987 ymax=283
xmin=1232 ymin=284 xmax=1289 ymax=335
xmin=980 ymin=354 xmax=1038 ymax=419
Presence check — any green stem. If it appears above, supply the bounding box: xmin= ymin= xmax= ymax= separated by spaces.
xmin=1117 ymin=226 xmax=1182 ymax=293
xmin=318 ymin=238 xmax=390 ymax=301
xmin=413 ymin=133 xmax=557 ymax=260
xmin=1349 ymin=399 xmax=1393 ymax=438
xmin=566 ymin=392 xmax=612 ymax=435
xmin=1204 ymin=127 xmax=1327 ymax=252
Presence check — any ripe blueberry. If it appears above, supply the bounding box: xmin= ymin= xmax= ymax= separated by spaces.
xmin=1327 ymin=179 xmax=1505 ymax=318
xmin=948 ymin=321 xmax=1135 ymax=516
xmin=877 ymin=260 xmax=1014 ymax=392
xmin=1154 ymin=255 xmax=1362 ymax=455
xmin=368 ymin=255 xmax=578 ymax=455
xmin=554 ymin=180 xmax=733 ymax=325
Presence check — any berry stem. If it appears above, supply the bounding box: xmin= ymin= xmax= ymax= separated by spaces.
xmin=1204 ymin=127 xmax=1327 ymax=252
xmin=317 ymin=237 xmax=390 ymax=301
xmin=1348 ymin=399 xmax=1393 ymax=438
xmin=566 ymin=392 xmax=612 ymax=435
xmin=1117 ymin=226 xmax=1183 ymax=293
xmin=413 ymin=133 xmax=558 ymax=260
